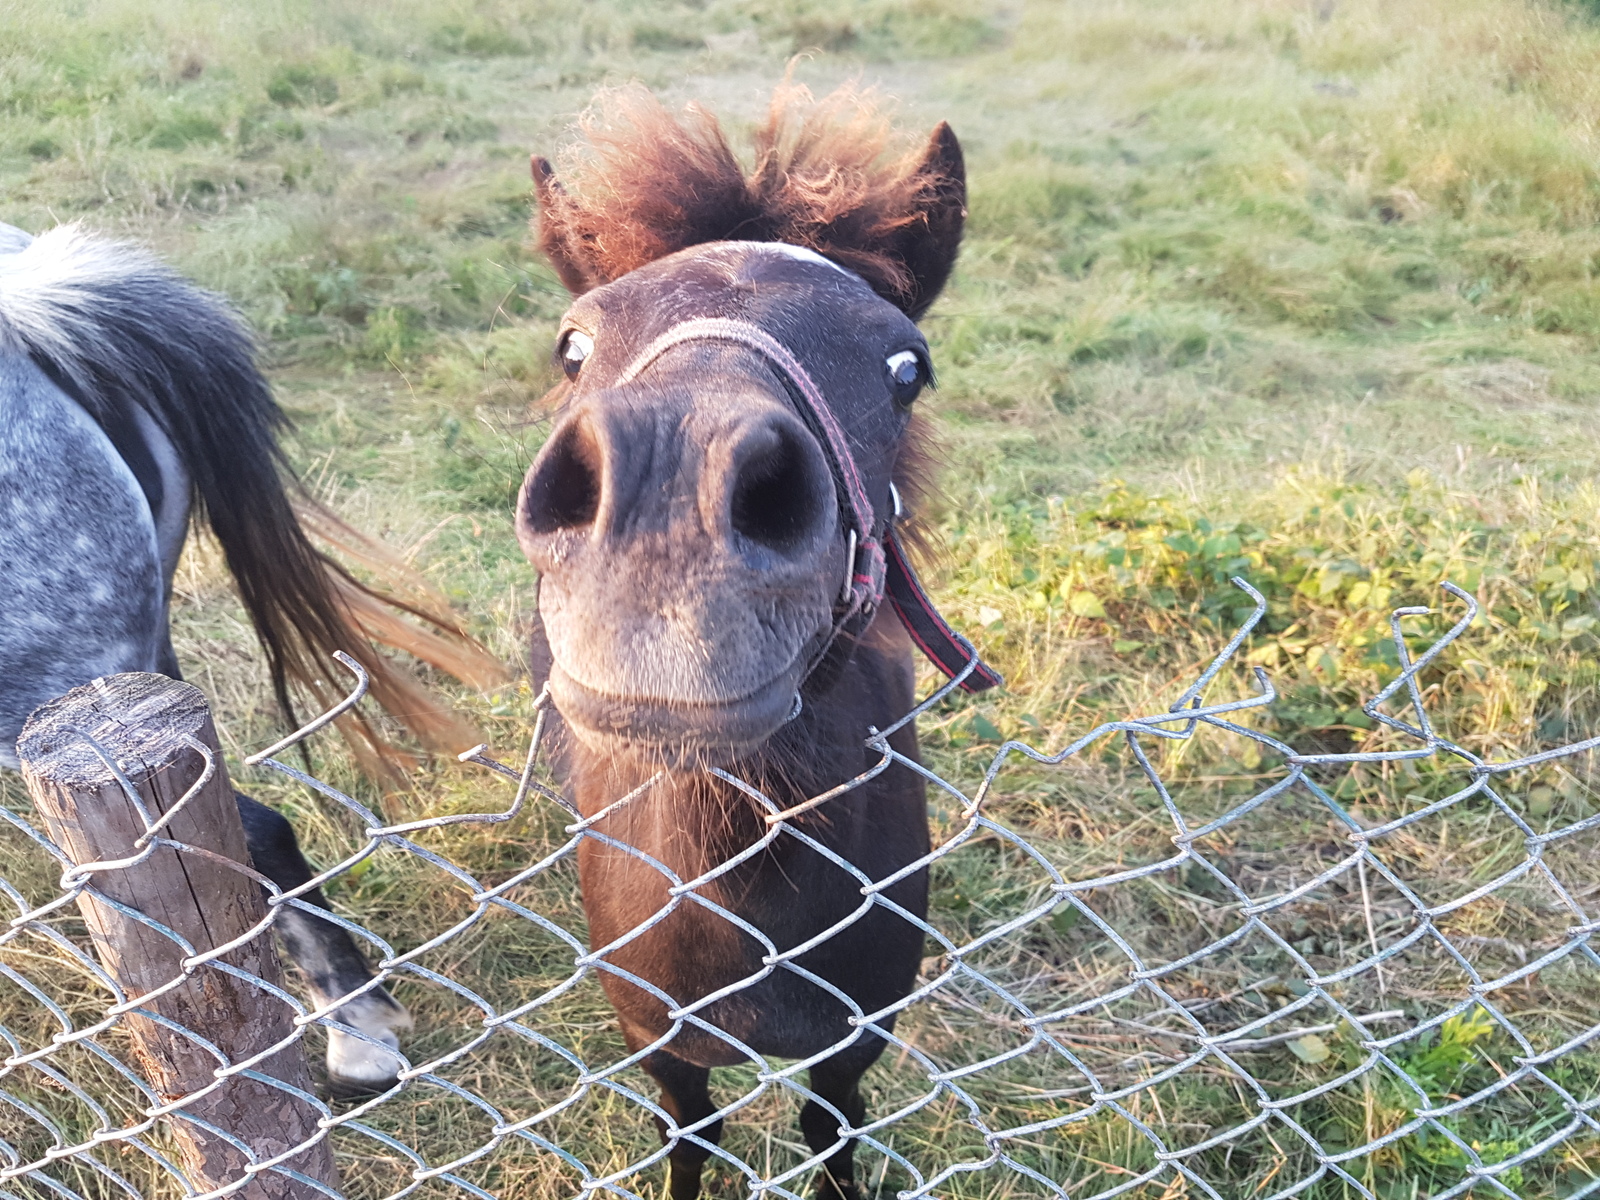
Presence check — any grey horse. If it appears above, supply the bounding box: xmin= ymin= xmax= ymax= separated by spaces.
xmin=0 ymin=221 xmax=422 ymax=1095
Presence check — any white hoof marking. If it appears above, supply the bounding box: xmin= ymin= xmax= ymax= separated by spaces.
xmin=324 ymin=993 xmax=412 ymax=1088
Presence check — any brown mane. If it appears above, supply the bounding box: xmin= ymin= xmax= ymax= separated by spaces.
xmin=532 ymin=79 xmax=965 ymax=319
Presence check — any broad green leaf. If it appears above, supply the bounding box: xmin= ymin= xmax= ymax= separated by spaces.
xmin=1288 ymin=1034 xmax=1330 ymax=1064
xmin=1069 ymin=591 xmax=1106 ymax=618
xmin=970 ymin=713 xmax=1003 ymax=742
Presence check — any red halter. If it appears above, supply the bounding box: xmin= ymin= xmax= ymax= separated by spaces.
xmin=618 ymin=317 xmax=1002 ymax=694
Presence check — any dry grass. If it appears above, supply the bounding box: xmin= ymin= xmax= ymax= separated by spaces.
xmin=8 ymin=0 xmax=1600 ymax=1196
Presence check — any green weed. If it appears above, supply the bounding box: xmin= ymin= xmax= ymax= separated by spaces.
xmin=4 ymin=0 xmax=1600 ymax=1194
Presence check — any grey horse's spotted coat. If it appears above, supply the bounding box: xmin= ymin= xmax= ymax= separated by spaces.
xmin=0 ymin=222 xmax=410 ymax=1092
xmin=0 ymin=225 xmax=189 ymax=766
xmin=0 ymin=353 xmax=164 ymax=756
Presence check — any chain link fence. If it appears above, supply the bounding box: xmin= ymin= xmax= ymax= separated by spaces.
xmin=2 ymin=579 xmax=1599 ymax=1200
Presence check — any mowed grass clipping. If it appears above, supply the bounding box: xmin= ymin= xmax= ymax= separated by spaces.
xmin=5 ymin=0 xmax=1600 ymax=1196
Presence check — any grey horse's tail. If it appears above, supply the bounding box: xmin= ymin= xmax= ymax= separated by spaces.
xmin=0 ymin=224 xmax=506 ymax=775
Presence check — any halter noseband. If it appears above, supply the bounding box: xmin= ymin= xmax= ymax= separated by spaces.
xmin=617 ymin=316 xmax=1002 ymax=694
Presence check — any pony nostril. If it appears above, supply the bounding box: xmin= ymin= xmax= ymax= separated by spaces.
xmin=730 ymin=425 xmax=827 ymax=555
xmin=523 ymin=422 xmax=601 ymax=534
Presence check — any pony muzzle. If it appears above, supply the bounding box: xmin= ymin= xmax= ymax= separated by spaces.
xmin=547 ymin=664 xmax=806 ymax=761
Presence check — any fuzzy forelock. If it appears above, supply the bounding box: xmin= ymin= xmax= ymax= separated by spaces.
xmin=541 ymin=80 xmax=945 ymax=308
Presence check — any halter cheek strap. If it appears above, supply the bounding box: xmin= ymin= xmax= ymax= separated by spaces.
xmin=617 ymin=316 xmax=1002 ymax=694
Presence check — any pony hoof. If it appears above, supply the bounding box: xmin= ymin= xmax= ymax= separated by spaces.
xmin=815 ymin=1176 xmax=862 ymax=1200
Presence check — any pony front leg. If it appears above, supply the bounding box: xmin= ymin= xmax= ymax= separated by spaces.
xmin=235 ymin=794 xmax=412 ymax=1096
xmin=640 ymin=1048 xmax=725 ymax=1200
xmin=801 ymin=1041 xmax=886 ymax=1200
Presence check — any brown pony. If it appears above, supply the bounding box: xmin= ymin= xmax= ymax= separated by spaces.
xmin=519 ymin=82 xmax=996 ymax=1200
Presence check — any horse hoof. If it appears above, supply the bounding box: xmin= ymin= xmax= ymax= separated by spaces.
xmin=324 ymin=1032 xmax=403 ymax=1099
xmin=323 ymin=991 xmax=411 ymax=1099
xmin=325 ymin=1071 xmax=396 ymax=1102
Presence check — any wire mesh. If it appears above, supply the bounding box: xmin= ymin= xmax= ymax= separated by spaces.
xmin=2 ymin=579 xmax=1599 ymax=1200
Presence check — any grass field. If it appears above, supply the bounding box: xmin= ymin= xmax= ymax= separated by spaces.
xmin=7 ymin=0 xmax=1600 ymax=1196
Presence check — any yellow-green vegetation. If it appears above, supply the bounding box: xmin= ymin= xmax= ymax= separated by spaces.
xmin=6 ymin=0 xmax=1600 ymax=1196
xmin=944 ymin=469 xmax=1600 ymax=757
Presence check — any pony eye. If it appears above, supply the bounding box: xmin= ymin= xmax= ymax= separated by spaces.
xmin=886 ymin=349 xmax=929 ymax=407
xmin=559 ymin=330 xmax=594 ymax=381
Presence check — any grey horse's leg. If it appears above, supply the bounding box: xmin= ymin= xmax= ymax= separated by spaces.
xmin=235 ymin=795 xmax=411 ymax=1096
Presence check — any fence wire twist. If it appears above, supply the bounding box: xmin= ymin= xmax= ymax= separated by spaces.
xmin=2 ymin=580 xmax=1599 ymax=1200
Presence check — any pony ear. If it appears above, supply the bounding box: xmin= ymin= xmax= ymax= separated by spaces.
xmin=892 ymin=122 xmax=966 ymax=321
xmin=532 ymin=155 xmax=599 ymax=295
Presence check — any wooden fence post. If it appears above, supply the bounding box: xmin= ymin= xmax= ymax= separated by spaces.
xmin=17 ymin=673 xmax=340 ymax=1200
